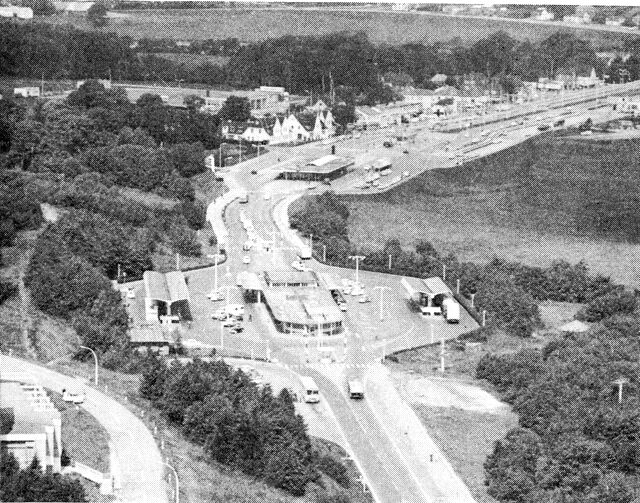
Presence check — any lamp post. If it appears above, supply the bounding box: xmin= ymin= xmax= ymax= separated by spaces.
xmin=613 ymin=378 xmax=629 ymax=404
xmin=79 ymin=346 xmax=98 ymax=386
xmin=348 ymin=255 xmax=366 ymax=287
xmin=373 ymin=286 xmax=391 ymax=321
xmin=157 ymin=460 xmax=179 ymax=503
xmin=322 ymin=244 xmax=327 ymax=263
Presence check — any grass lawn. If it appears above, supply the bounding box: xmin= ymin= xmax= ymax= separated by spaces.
xmin=413 ymin=405 xmax=518 ymax=503
xmin=36 ymin=8 xmax=635 ymax=47
xmin=346 ymin=135 xmax=640 ymax=287
xmin=146 ymin=52 xmax=230 ymax=66
xmin=48 ymin=389 xmax=111 ymax=474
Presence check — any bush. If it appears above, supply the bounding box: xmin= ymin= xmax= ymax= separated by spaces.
xmin=577 ymin=290 xmax=637 ymax=322
xmin=315 ymin=454 xmax=349 ymax=488
xmin=0 ymin=281 xmax=17 ymax=306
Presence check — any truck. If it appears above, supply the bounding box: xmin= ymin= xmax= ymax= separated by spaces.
xmin=239 ymin=191 xmax=249 ymax=204
xmin=348 ymin=380 xmax=364 ymax=399
xmin=442 ymin=297 xmax=461 ymax=323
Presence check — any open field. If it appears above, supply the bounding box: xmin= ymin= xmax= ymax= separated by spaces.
xmin=346 ymin=134 xmax=640 ymax=287
xmin=36 ymin=8 xmax=639 ymax=46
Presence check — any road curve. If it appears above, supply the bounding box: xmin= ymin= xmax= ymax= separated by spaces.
xmin=0 ymin=355 xmax=168 ymax=503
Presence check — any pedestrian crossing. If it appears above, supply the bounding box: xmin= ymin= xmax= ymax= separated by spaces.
xmin=281 ymin=362 xmax=375 ymax=370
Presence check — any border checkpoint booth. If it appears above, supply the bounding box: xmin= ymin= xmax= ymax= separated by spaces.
xmin=143 ymin=271 xmax=190 ymax=324
xmin=401 ymin=276 xmax=452 ymax=317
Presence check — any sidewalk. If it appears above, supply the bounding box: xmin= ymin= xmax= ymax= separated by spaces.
xmin=365 ymin=364 xmax=477 ymax=503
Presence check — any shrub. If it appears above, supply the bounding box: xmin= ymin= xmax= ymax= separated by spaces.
xmin=577 ymin=291 xmax=637 ymax=322
xmin=315 ymin=454 xmax=349 ymax=488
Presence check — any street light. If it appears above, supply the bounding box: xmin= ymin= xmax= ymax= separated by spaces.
xmin=156 ymin=460 xmax=179 ymax=503
xmin=373 ymin=286 xmax=391 ymax=321
xmin=79 ymin=346 xmax=98 ymax=386
xmin=348 ymin=255 xmax=366 ymax=286
xmin=613 ymin=377 xmax=629 ymax=404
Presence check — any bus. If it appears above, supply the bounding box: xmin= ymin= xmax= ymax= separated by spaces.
xmin=300 ymin=376 xmax=320 ymax=403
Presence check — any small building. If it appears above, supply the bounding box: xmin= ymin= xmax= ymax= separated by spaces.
xmin=76 ymin=79 xmax=112 ymax=90
xmin=143 ymin=271 xmax=190 ymax=323
xmin=60 ymin=1 xmax=95 ymax=14
xmin=401 ymin=276 xmax=452 ymax=310
xmin=13 ymin=87 xmax=40 ymax=98
xmin=442 ymin=5 xmax=466 ymax=15
xmin=0 ymin=6 xmax=33 ymax=19
xmin=0 ymin=378 xmax=62 ymax=472
xmin=563 ymin=13 xmax=591 ymax=24
xmin=605 ymin=16 xmax=625 ymax=26
xmin=430 ymin=74 xmax=448 ymax=86
xmin=219 ymin=119 xmax=272 ymax=144
xmin=534 ymin=8 xmax=554 ymax=21
xmin=558 ymin=320 xmax=590 ymax=333
xmin=355 ymin=101 xmax=422 ymax=127
xmin=129 ymin=326 xmax=176 ymax=355
xmin=537 ymin=78 xmax=565 ymax=91
xmin=279 ymin=155 xmax=354 ymax=182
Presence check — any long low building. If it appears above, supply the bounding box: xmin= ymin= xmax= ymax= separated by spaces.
xmin=143 ymin=271 xmax=190 ymax=322
xmin=238 ymin=270 xmax=344 ymax=336
xmin=279 ymin=155 xmax=354 ymax=182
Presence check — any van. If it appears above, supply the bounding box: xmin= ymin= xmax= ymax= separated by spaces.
xmin=243 ymin=241 xmax=252 ymax=251
xmin=300 ymin=376 xmax=320 ymax=403
xmin=348 ymin=380 xmax=364 ymax=399
xmin=239 ymin=192 xmax=249 ymax=204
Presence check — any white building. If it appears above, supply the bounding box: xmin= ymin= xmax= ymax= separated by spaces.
xmin=0 ymin=6 xmax=33 ymax=19
xmin=14 ymin=87 xmax=40 ymax=98
xmin=534 ymin=8 xmax=554 ymax=21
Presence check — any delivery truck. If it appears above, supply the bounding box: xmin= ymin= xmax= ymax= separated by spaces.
xmin=442 ymin=297 xmax=460 ymax=323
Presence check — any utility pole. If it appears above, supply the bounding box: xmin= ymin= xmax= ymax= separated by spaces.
xmin=373 ymin=286 xmax=391 ymax=321
xmin=348 ymin=255 xmax=366 ymax=286
xmin=613 ymin=378 xmax=629 ymax=404
xmin=322 ymin=244 xmax=327 ymax=263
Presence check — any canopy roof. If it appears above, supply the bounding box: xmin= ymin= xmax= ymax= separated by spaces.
xmin=401 ymin=276 xmax=451 ymax=298
xmin=143 ymin=271 xmax=189 ymax=304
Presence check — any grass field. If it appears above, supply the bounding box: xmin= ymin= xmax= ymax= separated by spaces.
xmin=145 ymin=52 xmax=230 ymax=66
xmin=346 ymin=134 xmax=640 ymax=287
xmin=37 ymin=8 xmax=638 ymax=46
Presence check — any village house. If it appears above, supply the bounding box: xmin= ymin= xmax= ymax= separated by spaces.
xmin=0 ymin=5 xmax=33 ymax=19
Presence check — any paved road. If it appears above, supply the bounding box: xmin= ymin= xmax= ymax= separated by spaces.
xmin=0 ymin=355 xmax=168 ymax=503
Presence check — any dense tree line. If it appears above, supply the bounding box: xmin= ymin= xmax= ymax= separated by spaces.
xmin=291 ymin=192 xmax=625 ymax=337
xmin=0 ymin=171 xmax=43 ymax=246
xmin=0 ymin=21 xmax=618 ymax=102
xmin=477 ymin=315 xmax=640 ymax=502
xmin=139 ymin=357 xmax=350 ymax=497
xmin=0 ymin=453 xmax=87 ymax=502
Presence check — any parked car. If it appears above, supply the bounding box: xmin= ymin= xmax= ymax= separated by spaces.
xmin=291 ymin=261 xmax=309 ymax=272
xmin=338 ymin=303 xmax=347 ymax=312
xmin=243 ymin=255 xmax=251 ymax=265
xmin=212 ymin=309 xmax=229 ymax=320
xmin=62 ymin=389 xmax=85 ymax=404
xmin=383 ymin=141 xmax=393 ymax=148
xmin=358 ymin=295 xmax=371 ymax=304
xmin=207 ymin=290 xmax=224 ymax=302
xmin=222 ymin=318 xmax=237 ymax=327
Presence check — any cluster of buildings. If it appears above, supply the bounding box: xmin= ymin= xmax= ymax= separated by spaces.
xmin=219 ymin=108 xmax=335 ymax=145
xmin=0 ymin=375 xmax=62 ymax=473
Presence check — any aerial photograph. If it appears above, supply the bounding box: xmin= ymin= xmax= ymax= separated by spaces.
xmin=1 ymin=1 xmax=640 ymax=502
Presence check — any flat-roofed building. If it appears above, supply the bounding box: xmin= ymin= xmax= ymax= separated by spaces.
xmin=279 ymin=155 xmax=354 ymax=182
xmin=237 ymin=270 xmax=344 ymax=336
xmin=401 ymin=276 xmax=452 ymax=308
xmin=0 ymin=378 xmax=62 ymax=472
xmin=143 ymin=271 xmax=190 ymax=323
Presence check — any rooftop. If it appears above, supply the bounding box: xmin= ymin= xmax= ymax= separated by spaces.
xmin=263 ymin=287 xmax=343 ymax=325
xmin=263 ymin=270 xmax=319 ymax=287
xmin=401 ymin=276 xmax=451 ymax=297
xmin=281 ymin=156 xmax=354 ymax=175
xmin=143 ymin=271 xmax=189 ymax=304
xmin=0 ymin=381 xmax=60 ymax=436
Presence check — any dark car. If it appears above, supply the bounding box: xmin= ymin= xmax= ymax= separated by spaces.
xmin=537 ymin=124 xmax=551 ymax=131
xmin=383 ymin=141 xmax=393 ymax=148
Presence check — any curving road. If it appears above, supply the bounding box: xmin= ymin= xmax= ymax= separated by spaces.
xmin=0 ymin=355 xmax=168 ymax=503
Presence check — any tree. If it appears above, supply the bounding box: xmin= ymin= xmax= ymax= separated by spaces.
xmin=87 ymin=2 xmax=108 ymax=27
xmin=577 ymin=291 xmax=636 ymax=322
xmin=218 ymin=96 xmax=251 ymax=122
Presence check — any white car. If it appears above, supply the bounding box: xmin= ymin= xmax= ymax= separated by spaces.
xmin=358 ymin=295 xmax=371 ymax=304
xmin=351 ymin=286 xmax=364 ymax=297
xmin=207 ymin=290 xmax=224 ymax=302
xmin=212 ymin=309 xmax=229 ymax=320
xmin=263 ymin=193 xmax=271 ymax=200
xmin=338 ymin=303 xmax=347 ymax=312
xmin=222 ymin=318 xmax=237 ymax=327
xmin=243 ymin=255 xmax=251 ymax=265
xmin=291 ymin=261 xmax=309 ymax=272
xmin=62 ymin=389 xmax=85 ymax=404
xmin=126 ymin=288 xmax=136 ymax=299
xmin=510 ymin=121 xmax=517 ymax=127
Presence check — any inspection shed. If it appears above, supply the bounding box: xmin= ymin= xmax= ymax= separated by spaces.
xmin=401 ymin=276 xmax=452 ymax=307
xmin=279 ymin=155 xmax=354 ymax=181
xmin=143 ymin=271 xmax=190 ymax=322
